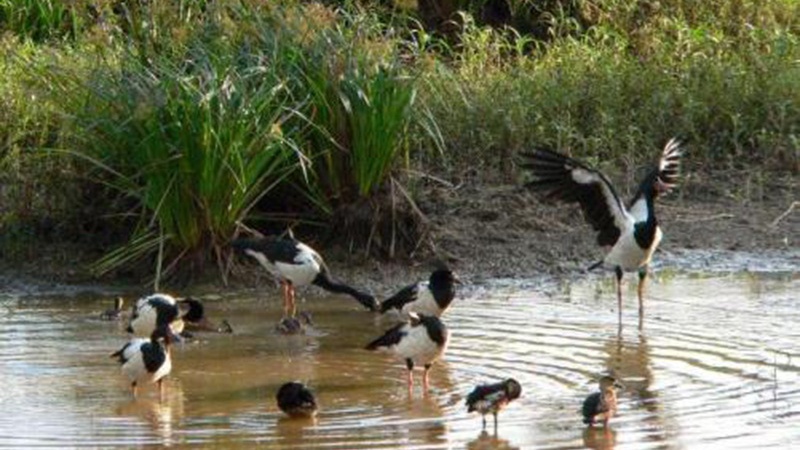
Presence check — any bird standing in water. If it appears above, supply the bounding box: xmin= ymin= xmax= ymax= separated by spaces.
xmin=520 ymin=139 xmax=684 ymax=323
xmin=276 ymin=382 xmax=318 ymax=418
xmin=231 ymin=235 xmax=378 ymax=318
xmin=380 ymin=268 xmax=461 ymax=318
xmin=127 ymin=293 xmax=206 ymax=340
xmin=365 ymin=313 xmax=449 ymax=395
xmin=466 ymin=378 xmax=522 ymax=434
xmin=582 ymin=375 xmax=623 ymax=428
xmin=111 ymin=325 xmax=179 ymax=398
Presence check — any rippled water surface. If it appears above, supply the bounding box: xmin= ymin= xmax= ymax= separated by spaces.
xmin=1 ymin=271 xmax=798 ymax=449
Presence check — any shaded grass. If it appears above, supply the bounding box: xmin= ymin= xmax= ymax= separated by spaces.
xmin=0 ymin=0 xmax=798 ymax=279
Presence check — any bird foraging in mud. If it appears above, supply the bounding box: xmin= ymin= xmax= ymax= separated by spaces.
xmin=380 ymin=268 xmax=461 ymax=318
xmin=520 ymin=138 xmax=684 ymax=323
xmin=231 ymin=235 xmax=379 ymax=319
xmin=466 ymin=378 xmax=522 ymax=434
xmin=582 ymin=375 xmax=623 ymax=428
xmin=276 ymin=382 xmax=318 ymax=418
xmin=365 ymin=312 xmax=449 ymax=395
xmin=111 ymin=325 xmax=179 ymax=398
xmin=127 ymin=293 xmax=208 ymax=341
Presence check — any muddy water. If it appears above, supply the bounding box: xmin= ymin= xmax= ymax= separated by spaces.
xmin=0 ymin=271 xmax=798 ymax=449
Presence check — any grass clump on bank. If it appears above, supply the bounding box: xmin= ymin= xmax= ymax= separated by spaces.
xmin=0 ymin=0 xmax=798 ymax=281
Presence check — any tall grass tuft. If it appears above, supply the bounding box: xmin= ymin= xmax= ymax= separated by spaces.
xmin=39 ymin=40 xmax=310 ymax=282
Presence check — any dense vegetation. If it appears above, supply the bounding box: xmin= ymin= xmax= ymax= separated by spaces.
xmin=1 ymin=0 xmax=798 ymax=282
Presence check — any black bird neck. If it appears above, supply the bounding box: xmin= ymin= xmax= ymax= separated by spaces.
xmin=312 ymin=271 xmax=375 ymax=309
xmin=419 ymin=315 xmax=447 ymax=346
xmin=428 ymin=270 xmax=457 ymax=309
xmin=632 ymin=189 xmax=659 ymax=249
xmin=429 ymin=283 xmax=456 ymax=309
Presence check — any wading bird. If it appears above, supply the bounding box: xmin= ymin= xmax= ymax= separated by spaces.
xmin=380 ymin=268 xmax=461 ymax=318
xmin=466 ymin=378 xmax=522 ymax=434
xmin=520 ymin=139 xmax=683 ymax=322
xmin=231 ymin=235 xmax=378 ymax=319
xmin=582 ymin=375 xmax=623 ymax=428
xmin=111 ymin=325 xmax=179 ymax=398
xmin=276 ymin=382 xmax=318 ymax=418
xmin=128 ymin=293 xmax=208 ymax=340
xmin=365 ymin=313 xmax=449 ymax=395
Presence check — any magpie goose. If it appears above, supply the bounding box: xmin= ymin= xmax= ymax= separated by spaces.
xmin=365 ymin=313 xmax=449 ymax=394
xmin=582 ymin=376 xmax=623 ymax=427
xmin=100 ymin=297 xmax=125 ymax=321
xmin=276 ymin=382 xmax=319 ymax=418
xmin=111 ymin=325 xmax=179 ymax=397
xmin=380 ymin=269 xmax=461 ymax=318
xmin=520 ymin=138 xmax=683 ymax=321
xmin=466 ymin=378 xmax=522 ymax=433
xmin=127 ymin=293 xmax=206 ymax=339
xmin=231 ymin=235 xmax=379 ymax=318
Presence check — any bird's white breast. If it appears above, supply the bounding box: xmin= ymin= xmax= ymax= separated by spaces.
xmin=604 ymin=225 xmax=662 ymax=271
xmin=400 ymin=284 xmax=442 ymax=317
xmin=392 ymin=324 xmax=449 ymax=368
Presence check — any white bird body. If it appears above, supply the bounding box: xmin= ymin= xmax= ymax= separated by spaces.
xmin=118 ymin=339 xmax=172 ymax=385
xmin=395 ymin=283 xmax=441 ymax=318
xmin=381 ymin=320 xmax=449 ymax=368
xmin=128 ymin=294 xmax=184 ymax=337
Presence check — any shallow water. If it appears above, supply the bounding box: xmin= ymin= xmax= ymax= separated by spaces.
xmin=0 ymin=271 xmax=798 ymax=449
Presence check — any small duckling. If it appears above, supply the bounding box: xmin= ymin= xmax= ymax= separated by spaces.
xmin=275 ymin=311 xmax=313 ymax=335
xmin=466 ymin=378 xmax=522 ymax=433
xmin=582 ymin=375 xmax=623 ymax=427
xmin=276 ymin=382 xmax=318 ymax=418
xmin=100 ymin=297 xmax=125 ymax=321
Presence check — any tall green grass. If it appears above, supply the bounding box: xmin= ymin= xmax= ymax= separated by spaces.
xmin=35 ymin=39 xmax=310 ymax=281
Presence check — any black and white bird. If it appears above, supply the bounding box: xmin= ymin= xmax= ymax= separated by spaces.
xmin=520 ymin=138 xmax=684 ymax=321
xmin=466 ymin=378 xmax=522 ymax=433
xmin=100 ymin=297 xmax=125 ymax=321
xmin=231 ymin=235 xmax=379 ymax=318
xmin=127 ymin=293 xmax=206 ymax=339
xmin=380 ymin=269 xmax=461 ymax=318
xmin=365 ymin=313 xmax=450 ymax=394
xmin=276 ymin=382 xmax=319 ymax=418
xmin=111 ymin=325 xmax=178 ymax=397
xmin=582 ymin=375 xmax=623 ymax=427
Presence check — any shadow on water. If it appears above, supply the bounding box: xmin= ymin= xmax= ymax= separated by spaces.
xmin=0 ymin=270 xmax=798 ymax=448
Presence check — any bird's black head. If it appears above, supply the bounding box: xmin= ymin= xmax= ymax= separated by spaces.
xmin=504 ymin=378 xmax=522 ymax=400
xmin=429 ymin=268 xmax=461 ymax=290
xmin=178 ymin=298 xmax=205 ymax=323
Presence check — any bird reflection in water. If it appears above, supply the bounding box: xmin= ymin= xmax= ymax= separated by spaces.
xmin=583 ymin=426 xmax=617 ymax=450
xmin=466 ymin=430 xmax=520 ymax=450
xmin=115 ymin=381 xmax=184 ymax=445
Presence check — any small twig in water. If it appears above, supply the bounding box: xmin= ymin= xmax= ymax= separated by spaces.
xmin=769 ymin=201 xmax=798 ymax=228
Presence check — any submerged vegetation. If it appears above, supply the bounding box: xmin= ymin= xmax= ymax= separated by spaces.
xmin=0 ymin=0 xmax=798 ymax=281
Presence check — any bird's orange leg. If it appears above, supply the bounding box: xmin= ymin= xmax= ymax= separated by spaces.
xmin=615 ymin=267 xmax=624 ymax=325
xmin=637 ymin=267 xmax=647 ymax=317
xmin=422 ymin=363 xmax=432 ymax=392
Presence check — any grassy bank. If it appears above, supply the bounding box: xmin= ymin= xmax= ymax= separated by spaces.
xmin=1 ymin=0 xmax=798 ymax=282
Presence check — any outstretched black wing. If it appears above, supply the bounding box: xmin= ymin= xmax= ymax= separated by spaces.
xmin=380 ymin=283 xmax=420 ymax=313
xmin=520 ymin=147 xmax=630 ymax=247
xmin=365 ymin=322 xmax=407 ymax=350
